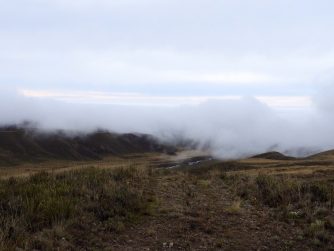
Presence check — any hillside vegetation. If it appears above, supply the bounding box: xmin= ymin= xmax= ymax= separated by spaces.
xmin=1 ymin=151 xmax=334 ymax=250
xmin=0 ymin=125 xmax=174 ymax=165
xmin=0 ymin=166 xmax=155 ymax=250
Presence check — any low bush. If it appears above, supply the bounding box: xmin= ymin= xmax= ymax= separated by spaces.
xmin=255 ymin=174 xmax=301 ymax=207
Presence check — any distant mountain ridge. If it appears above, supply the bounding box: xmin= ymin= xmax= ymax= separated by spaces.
xmin=0 ymin=125 xmax=175 ymax=165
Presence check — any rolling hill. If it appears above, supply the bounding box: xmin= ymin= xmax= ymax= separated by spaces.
xmin=251 ymin=151 xmax=295 ymax=160
xmin=0 ymin=125 xmax=175 ymax=165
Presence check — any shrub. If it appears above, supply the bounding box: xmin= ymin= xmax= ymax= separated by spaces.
xmin=255 ymin=174 xmax=301 ymax=207
xmin=307 ymin=183 xmax=333 ymax=203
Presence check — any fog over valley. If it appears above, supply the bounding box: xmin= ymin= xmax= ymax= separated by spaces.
xmin=1 ymin=85 xmax=334 ymax=159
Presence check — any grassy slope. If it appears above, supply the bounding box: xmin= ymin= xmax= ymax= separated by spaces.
xmin=0 ymin=126 xmax=174 ymax=166
xmin=1 ymin=152 xmax=334 ymax=250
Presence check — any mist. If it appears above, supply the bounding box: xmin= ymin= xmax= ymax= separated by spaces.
xmin=1 ymin=87 xmax=334 ymax=159
xmin=1 ymin=0 xmax=334 ymax=159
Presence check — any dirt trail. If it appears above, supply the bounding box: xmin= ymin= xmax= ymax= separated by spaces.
xmin=72 ymin=172 xmax=311 ymax=251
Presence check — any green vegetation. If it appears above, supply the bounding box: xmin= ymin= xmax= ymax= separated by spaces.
xmin=0 ymin=166 xmax=154 ymax=250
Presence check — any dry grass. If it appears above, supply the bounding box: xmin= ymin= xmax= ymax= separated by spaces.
xmin=226 ymin=199 xmax=242 ymax=214
xmin=226 ymin=173 xmax=334 ymax=246
xmin=0 ymin=153 xmax=160 ymax=179
xmin=1 ymin=150 xmax=334 ymax=250
xmin=0 ymin=165 xmax=154 ymax=250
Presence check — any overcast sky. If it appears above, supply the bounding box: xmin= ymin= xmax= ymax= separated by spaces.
xmin=1 ymin=0 xmax=334 ymax=105
xmin=1 ymin=0 xmax=334 ymax=157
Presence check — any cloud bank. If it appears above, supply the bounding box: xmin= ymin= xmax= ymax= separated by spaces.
xmin=1 ymin=87 xmax=333 ymax=159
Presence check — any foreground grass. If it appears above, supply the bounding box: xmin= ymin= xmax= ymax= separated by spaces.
xmin=0 ymin=165 xmax=154 ymax=250
xmin=228 ymin=173 xmax=334 ymax=246
xmin=1 ymin=157 xmax=334 ymax=250
xmin=179 ymin=162 xmax=334 ymax=248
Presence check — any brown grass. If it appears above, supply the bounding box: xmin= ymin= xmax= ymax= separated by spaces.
xmin=0 ymin=165 xmax=154 ymax=250
xmin=1 ymin=150 xmax=334 ymax=250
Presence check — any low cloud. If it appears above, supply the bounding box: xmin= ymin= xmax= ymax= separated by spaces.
xmin=1 ymin=87 xmax=334 ymax=159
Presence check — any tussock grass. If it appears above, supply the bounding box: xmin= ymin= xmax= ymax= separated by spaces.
xmin=226 ymin=199 xmax=242 ymax=214
xmin=254 ymin=174 xmax=334 ymax=209
xmin=255 ymin=174 xmax=302 ymax=207
xmin=0 ymin=166 xmax=154 ymax=250
xmin=227 ymin=173 xmax=334 ymax=246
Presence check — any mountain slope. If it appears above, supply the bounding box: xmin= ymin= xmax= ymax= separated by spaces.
xmin=0 ymin=125 xmax=175 ymax=165
xmin=251 ymin=151 xmax=295 ymax=160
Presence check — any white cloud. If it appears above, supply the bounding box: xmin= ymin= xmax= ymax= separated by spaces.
xmin=20 ymin=89 xmax=312 ymax=111
xmin=2 ymin=89 xmax=333 ymax=159
xmin=2 ymin=47 xmax=332 ymax=91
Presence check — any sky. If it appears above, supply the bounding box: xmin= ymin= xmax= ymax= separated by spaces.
xmin=1 ymin=0 xmax=334 ymax=158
